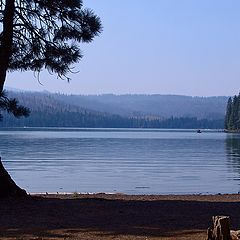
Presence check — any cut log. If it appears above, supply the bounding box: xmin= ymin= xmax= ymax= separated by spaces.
xmin=207 ymin=216 xmax=231 ymax=240
xmin=230 ymin=230 xmax=239 ymax=240
xmin=207 ymin=227 xmax=213 ymax=240
xmin=0 ymin=157 xmax=27 ymax=198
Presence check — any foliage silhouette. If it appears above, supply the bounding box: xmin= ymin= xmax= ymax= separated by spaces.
xmin=0 ymin=90 xmax=29 ymax=120
xmin=0 ymin=0 xmax=101 ymax=197
xmin=0 ymin=0 xmax=101 ymax=89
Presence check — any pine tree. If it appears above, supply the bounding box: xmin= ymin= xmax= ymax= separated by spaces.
xmin=0 ymin=0 xmax=101 ymax=197
xmin=225 ymin=97 xmax=232 ymax=129
xmin=233 ymin=95 xmax=240 ymax=129
xmin=226 ymin=94 xmax=240 ymax=130
xmin=237 ymin=93 xmax=240 ymax=129
xmin=228 ymin=96 xmax=237 ymax=130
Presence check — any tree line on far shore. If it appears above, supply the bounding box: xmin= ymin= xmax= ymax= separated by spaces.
xmin=225 ymin=94 xmax=240 ymax=130
xmin=0 ymin=91 xmax=225 ymax=129
xmin=0 ymin=91 xmax=224 ymax=129
xmin=0 ymin=109 xmax=223 ymax=129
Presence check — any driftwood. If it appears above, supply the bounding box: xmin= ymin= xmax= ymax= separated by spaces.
xmin=207 ymin=216 xmax=240 ymax=240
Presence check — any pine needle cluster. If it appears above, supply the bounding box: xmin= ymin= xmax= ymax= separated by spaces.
xmin=0 ymin=90 xmax=29 ymax=120
xmin=0 ymin=0 xmax=101 ymax=120
xmin=0 ymin=0 xmax=102 ymax=80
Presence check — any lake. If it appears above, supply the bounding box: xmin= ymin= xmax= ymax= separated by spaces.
xmin=0 ymin=128 xmax=239 ymax=195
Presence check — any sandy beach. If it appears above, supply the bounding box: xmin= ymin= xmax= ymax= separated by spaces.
xmin=0 ymin=193 xmax=240 ymax=239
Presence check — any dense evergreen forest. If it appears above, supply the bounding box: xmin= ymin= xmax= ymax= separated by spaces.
xmin=0 ymin=91 xmax=225 ymax=129
xmin=0 ymin=111 xmax=224 ymax=129
xmin=225 ymin=95 xmax=240 ymax=130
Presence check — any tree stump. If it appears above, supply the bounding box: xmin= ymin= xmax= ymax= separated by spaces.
xmin=207 ymin=216 xmax=231 ymax=240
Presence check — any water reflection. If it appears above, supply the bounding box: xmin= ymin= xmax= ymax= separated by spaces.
xmin=0 ymin=128 xmax=240 ymax=194
xmin=226 ymin=134 xmax=240 ymax=177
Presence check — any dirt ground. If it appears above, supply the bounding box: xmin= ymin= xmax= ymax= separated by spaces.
xmin=0 ymin=193 xmax=240 ymax=239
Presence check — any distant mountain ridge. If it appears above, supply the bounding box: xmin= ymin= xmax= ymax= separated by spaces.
xmin=0 ymin=90 xmax=227 ymax=128
xmin=52 ymin=93 xmax=228 ymax=120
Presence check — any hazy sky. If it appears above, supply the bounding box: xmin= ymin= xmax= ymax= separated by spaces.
xmin=5 ymin=0 xmax=240 ymax=96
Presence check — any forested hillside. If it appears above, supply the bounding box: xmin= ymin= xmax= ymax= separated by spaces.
xmin=53 ymin=94 xmax=228 ymax=119
xmin=225 ymin=95 xmax=240 ymax=130
xmin=0 ymin=91 xmax=226 ymax=129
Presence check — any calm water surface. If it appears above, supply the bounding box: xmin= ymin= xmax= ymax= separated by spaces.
xmin=0 ymin=128 xmax=239 ymax=194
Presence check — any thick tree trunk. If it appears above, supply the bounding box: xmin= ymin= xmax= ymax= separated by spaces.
xmin=0 ymin=0 xmax=15 ymax=92
xmin=0 ymin=1 xmax=27 ymax=197
xmin=0 ymin=157 xmax=27 ymax=197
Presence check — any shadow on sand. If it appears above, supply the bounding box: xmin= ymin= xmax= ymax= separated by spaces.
xmin=0 ymin=195 xmax=240 ymax=239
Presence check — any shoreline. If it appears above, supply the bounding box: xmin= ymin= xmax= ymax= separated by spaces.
xmin=31 ymin=192 xmax=240 ymax=202
xmin=1 ymin=193 xmax=240 ymax=239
